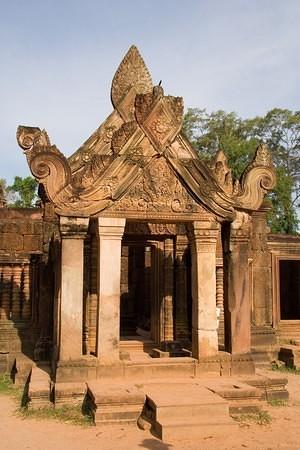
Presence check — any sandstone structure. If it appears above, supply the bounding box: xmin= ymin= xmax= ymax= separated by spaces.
xmin=0 ymin=47 xmax=299 ymax=435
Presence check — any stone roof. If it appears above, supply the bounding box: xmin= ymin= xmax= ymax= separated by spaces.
xmin=16 ymin=46 xmax=276 ymax=220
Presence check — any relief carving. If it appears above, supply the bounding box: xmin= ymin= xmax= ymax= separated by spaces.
xmin=111 ymin=45 xmax=153 ymax=113
xmin=109 ymin=157 xmax=201 ymax=214
xmin=135 ymin=86 xmax=183 ymax=154
xmin=235 ymin=144 xmax=276 ymax=210
xmin=125 ymin=222 xmax=180 ymax=235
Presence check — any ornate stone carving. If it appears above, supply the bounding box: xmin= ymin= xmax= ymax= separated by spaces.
xmin=135 ymin=86 xmax=183 ymax=154
xmin=210 ymin=149 xmax=236 ymax=195
xmin=17 ymin=47 xmax=276 ymax=221
xmin=17 ymin=126 xmax=72 ymax=206
xmin=72 ymin=154 xmax=114 ymax=189
xmin=125 ymin=222 xmax=182 ymax=235
xmin=235 ymin=144 xmax=276 ymax=210
xmin=111 ymin=45 xmax=153 ymax=112
xmin=109 ymin=157 xmax=201 ymax=214
xmin=111 ymin=121 xmax=137 ymax=154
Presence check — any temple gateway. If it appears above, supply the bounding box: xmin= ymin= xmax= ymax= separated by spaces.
xmin=1 ymin=46 xmax=299 ymax=436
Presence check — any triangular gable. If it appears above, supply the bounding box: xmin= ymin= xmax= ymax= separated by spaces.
xmin=17 ymin=46 xmax=276 ymax=220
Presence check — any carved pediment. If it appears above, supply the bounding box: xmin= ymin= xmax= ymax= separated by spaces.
xmin=17 ymin=46 xmax=276 ymax=220
xmin=107 ymin=156 xmax=206 ymax=216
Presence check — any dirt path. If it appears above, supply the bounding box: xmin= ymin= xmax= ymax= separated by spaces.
xmin=1 ymin=371 xmax=300 ymax=450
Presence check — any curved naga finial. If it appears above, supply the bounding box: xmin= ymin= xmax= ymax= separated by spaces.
xmin=111 ymin=45 xmax=153 ymax=109
xmin=236 ymin=143 xmax=276 ymax=210
xmin=17 ymin=126 xmax=72 ymax=204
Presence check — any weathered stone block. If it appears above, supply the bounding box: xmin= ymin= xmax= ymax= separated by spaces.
xmin=23 ymin=234 xmax=42 ymax=252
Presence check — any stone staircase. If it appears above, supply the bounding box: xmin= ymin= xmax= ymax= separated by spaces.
xmin=86 ymin=381 xmax=145 ymax=425
xmin=140 ymin=381 xmax=237 ymax=440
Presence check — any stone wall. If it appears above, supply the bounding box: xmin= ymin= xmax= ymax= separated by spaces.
xmin=0 ymin=206 xmax=58 ymax=374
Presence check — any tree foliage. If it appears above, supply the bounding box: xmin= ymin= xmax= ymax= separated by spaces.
xmin=6 ymin=176 xmax=38 ymax=208
xmin=183 ymin=108 xmax=300 ymax=234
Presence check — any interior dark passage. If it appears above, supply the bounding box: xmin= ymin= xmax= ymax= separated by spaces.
xmin=280 ymin=260 xmax=300 ymax=320
xmin=120 ymin=244 xmax=152 ymax=338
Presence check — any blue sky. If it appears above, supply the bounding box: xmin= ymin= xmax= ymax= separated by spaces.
xmin=1 ymin=0 xmax=299 ymax=183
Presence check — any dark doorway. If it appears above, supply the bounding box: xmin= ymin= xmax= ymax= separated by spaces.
xmin=280 ymin=260 xmax=300 ymax=320
xmin=120 ymin=244 xmax=152 ymax=338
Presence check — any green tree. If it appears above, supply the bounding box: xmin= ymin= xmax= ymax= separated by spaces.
xmin=183 ymin=108 xmax=299 ymax=234
xmin=7 ymin=176 xmax=38 ymax=208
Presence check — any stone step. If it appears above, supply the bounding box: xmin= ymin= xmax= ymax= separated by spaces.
xmin=155 ymin=416 xmax=236 ymax=441
xmin=95 ymin=358 xmax=198 ymax=381
xmin=144 ymin=382 xmax=230 ymax=421
xmin=243 ymin=370 xmax=289 ymax=401
xmin=122 ymin=358 xmax=197 ymax=380
xmin=278 ymin=345 xmax=300 ymax=369
xmin=54 ymin=382 xmax=86 ymax=407
xmin=141 ymin=381 xmax=236 ymax=440
xmin=28 ymin=364 xmax=52 ymax=408
xmin=13 ymin=355 xmax=35 ymax=385
xmin=120 ymin=338 xmax=154 ymax=353
xmin=204 ymin=380 xmax=262 ymax=414
xmin=86 ymin=381 xmax=145 ymax=425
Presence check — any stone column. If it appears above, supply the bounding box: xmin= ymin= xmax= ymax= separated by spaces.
xmin=163 ymin=238 xmax=174 ymax=341
xmin=251 ymin=202 xmax=272 ymax=326
xmin=1 ymin=266 xmax=11 ymax=320
xmin=222 ymin=217 xmax=251 ymax=354
xmin=22 ymin=264 xmax=31 ymax=321
xmin=59 ymin=216 xmax=89 ymax=361
xmin=175 ymin=235 xmax=189 ymax=342
xmin=96 ymin=218 xmax=126 ymax=363
xmin=189 ymin=221 xmax=219 ymax=358
xmin=11 ymin=265 xmax=22 ymax=320
xmin=216 ymin=265 xmax=224 ymax=322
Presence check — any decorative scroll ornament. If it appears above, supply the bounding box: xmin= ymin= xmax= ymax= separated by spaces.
xmin=17 ymin=126 xmax=72 ymax=204
xmin=235 ymin=144 xmax=276 ymax=210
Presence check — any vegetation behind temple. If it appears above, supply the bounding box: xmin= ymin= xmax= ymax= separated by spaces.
xmin=0 ymin=108 xmax=299 ymax=234
xmin=0 ymin=176 xmax=38 ymax=208
xmin=183 ymin=108 xmax=300 ymax=234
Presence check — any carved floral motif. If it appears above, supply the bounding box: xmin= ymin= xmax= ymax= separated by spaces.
xmin=135 ymin=88 xmax=183 ymax=154
xmin=109 ymin=157 xmax=201 ymax=214
xmin=125 ymin=222 xmax=182 ymax=235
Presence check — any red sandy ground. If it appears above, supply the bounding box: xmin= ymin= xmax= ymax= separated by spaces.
xmin=0 ymin=370 xmax=300 ymax=450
